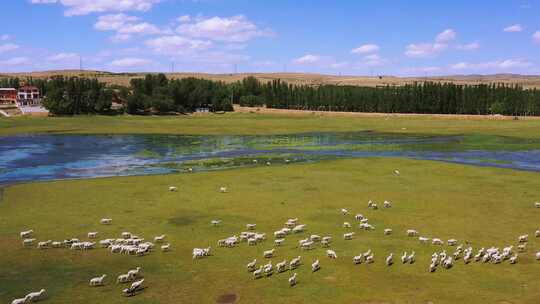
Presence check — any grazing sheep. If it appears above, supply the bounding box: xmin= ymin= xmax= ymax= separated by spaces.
xmin=310 ymin=234 xmax=321 ymax=242
xmin=161 ymin=243 xmax=170 ymax=252
xmin=442 ymin=257 xmax=453 ymax=269
xmin=246 ymin=224 xmax=256 ymax=230
xmin=535 ymin=230 xmax=540 ymax=238
xmin=290 ymin=256 xmax=301 ymax=269
xmin=253 ymin=266 xmax=264 ymax=279
xmin=100 ymin=218 xmax=112 ymax=225
xmin=300 ymin=241 xmax=314 ymax=250
xmin=88 ymin=232 xmax=98 ymax=239
xmin=219 ymin=186 xmax=227 ymax=193
xmin=418 ymin=236 xmax=430 ymax=244
xmin=341 ymin=208 xmax=349 ymax=215
xmin=275 ymin=239 xmax=285 ymax=246
xmin=311 ymin=259 xmax=320 ymax=272
xmin=263 ymin=261 xmax=273 ymax=276
xmin=154 ymin=235 xmax=166 ymax=243
xmin=447 ymin=239 xmax=458 ymax=246
xmin=408 ymin=251 xmax=416 ymax=264
xmin=365 ymin=255 xmax=374 ymax=264
xmin=247 ymin=238 xmax=257 ymax=246
xmin=89 ymin=274 xmax=107 ymax=287
xmin=276 ymin=260 xmax=288 ymax=273
xmin=343 ymin=222 xmax=352 ymax=228
xmin=266 ymin=161 xmax=271 ymax=166
xmin=117 ymin=274 xmax=133 ymax=284
xmin=321 ymin=239 xmax=330 ymax=248
xmin=51 ymin=241 xmax=63 ymax=248
xmin=355 ymin=214 xmax=364 ymax=221
xmin=11 ymin=296 xmax=29 ymax=304
xmin=289 ymin=273 xmax=298 ymax=286
xmin=509 ymin=254 xmax=518 ymax=264
xmin=326 ymin=249 xmax=338 ymax=259
xmin=37 ymin=240 xmax=52 ymax=249
xmin=292 ymin=225 xmax=306 ymax=233
xmin=247 ymin=259 xmax=257 ymax=272
xmin=20 ymin=230 xmax=33 ymax=238
xmin=25 ymin=289 xmax=46 ymax=302
xmin=353 ymin=255 xmax=363 ymax=264
xmin=343 ymin=232 xmax=355 ymax=240
xmin=386 ymin=253 xmax=394 ymax=266
xmin=401 ymin=252 xmax=409 ymax=264
xmin=517 ymin=243 xmax=527 ymax=252
xmin=429 ymin=262 xmax=437 ymax=273
xmin=121 ymin=232 xmax=132 ymax=239
xmin=123 ymin=279 xmax=144 ymax=296
xmin=406 ymin=229 xmax=418 ymax=237
xmin=383 ymin=201 xmax=392 ymax=208
xmin=393 ymin=169 xmax=400 ymax=176
xmin=363 ymin=249 xmax=372 ymax=258
xmin=535 ymin=202 xmax=540 ymax=208
xmin=384 ymin=228 xmax=392 ymax=235
xmin=518 ymin=235 xmax=528 ymax=243
xmin=23 ymin=238 xmax=36 ymax=247
xmin=128 ymin=267 xmax=143 ymax=279
xmin=536 ymin=252 xmax=540 ymax=260
xmin=432 ymin=238 xmax=443 ymax=245
xmin=211 ymin=220 xmax=221 ymax=226
xmin=263 ymin=249 xmax=275 ymax=258
xmin=168 ymin=186 xmax=178 ymax=192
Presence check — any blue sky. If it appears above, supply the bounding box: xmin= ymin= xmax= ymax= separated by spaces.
xmin=1 ymin=0 xmax=539 ymax=75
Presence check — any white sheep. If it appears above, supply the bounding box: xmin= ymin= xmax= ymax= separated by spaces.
xmin=274 ymin=239 xmax=285 ymax=246
xmin=100 ymin=218 xmax=112 ymax=225
xmin=341 ymin=208 xmax=349 ymax=215
xmin=11 ymin=296 xmax=29 ymax=304
xmin=343 ymin=232 xmax=354 ymax=240
xmin=401 ymin=252 xmax=409 ymax=263
xmin=37 ymin=240 xmax=52 ymax=249
xmin=312 ymin=259 xmax=320 ymax=272
xmin=365 ymin=254 xmax=374 ymax=264
xmin=353 ymin=255 xmax=363 ymax=264
xmin=263 ymin=249 xmax=275 ymax=258
xmin=535 ymin=230 xmax=540 ymax=238
xmin=384 ymin=228 xmax=392 ymax=235
xmin=518 ymin=234 xmax=528 ymax=243
xmin=383 ymin=201 xmax=392 ymax=208
xmin=253 ymin=266 xmax=264 ymax=279
xmin=211 ymin=220 xmax=221 ymax=226
xmin=276 ymin=260 xmax=288 ymax=273
xmin=161 ymin=243 xmax=171 ymax=252
xmin=154 ymin=235 xmax=166 ymax=243
xmin=429 ymin=262 xmax=437 ymax=273
xmin=20 ymin=230 xmax=33 ymax=238
xmin=288 ymin=273 xmax=298 ymax=286
xmin=246 ymin=223 xmax=256 ymax=230
xmin=51 ymin=241 xmax=63 ymax=248
xmin=536 ymin=252 xmax=540 ymax=260
xmin=509 ymin=254 xmax=518 ymax=264
xmin=263 ymin=261 xmax=273 ymax=276
xmin=535 ymin=202 xmax=540 ymax=208
xmin=386 ymin=253 xmax=394 ymax=266
xmin=406 ymin=229 xmax=418 ymax=237
xmin=290 ymin=256 xmax=301 ymax=269
xmin=266 ymin=161 xmax=271 ymax=166
xmin=408 ymin=251 xmax=415 ymax=264
xmin=25 ymin=289 xmax=46 ymax=302
xmin=123 ymin=279 xmax=144 ymax=296
xmin=447 ymin=239 xmax=458 ymax=246
xmin=418 ymin=236 xmax=429 ymax=244
xmin=23 ymin=238 xmax=36 ymax=247
xmin=168 ymin=186 xmax=178 ymax=192
xmin=247 ymin=238 xmax=257 ymax=246
xmin=292 ymin=224 xmax=306 ymax=233
xmin=300 ymin=241 xmax=314 ymax=250
xmin=393 ymin=169 xmax=400 ymax=176
xmin=117 ymin=273 xmax=133 ymax=284
xmin=88 ymin=232 xmax=98 ymax=239
xmin=355 ymin=214 xmax=364 ymax=221
xmin=343 ymin=222 xmax=352 ymax=228
xmin=121 ymin=232 xmax=132 ymax=239
xmin=247 ymin=259 xmax=257 ymax=272
xmin=128 ymin=267 xmax=142 ymax=279
xmin=432 ymin=238 xmax=443 ymax=245
xmin=517 ymin=243 xmax=527 ymax=252
xmin=219 ymin=186 xmax=227 ymax=193
xmin=326 ymin=249 xmax=338 ymax=259
xmin=89 ymin=274 xmax=107 ymax=286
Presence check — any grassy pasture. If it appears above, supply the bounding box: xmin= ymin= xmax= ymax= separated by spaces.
xmin=1 ymin=158 xmax=539 ymax=303
xmin=2 ymin=113 xmax=540 ymax=139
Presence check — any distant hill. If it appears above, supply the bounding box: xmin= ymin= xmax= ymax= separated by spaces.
xmin=2 ymin=70 xmax=540 ymax=89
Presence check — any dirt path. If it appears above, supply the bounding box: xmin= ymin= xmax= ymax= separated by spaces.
xmin=233 ymin=105 xmax=540 ymax=120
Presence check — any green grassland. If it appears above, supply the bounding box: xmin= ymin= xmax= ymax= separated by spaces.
xmin=2 ymin=113 xmax=540 ymax=139
xmin=1 ymin=158 xmax=539 ymax=304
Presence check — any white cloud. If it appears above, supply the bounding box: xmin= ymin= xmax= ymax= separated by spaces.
xmin=456 ymin=42 xmax=480 ymax=51
xmin=329 ymin=62 xmax=349 ymax=69
xmin=47 ymin=52 xmax=79 ymax=62
xmin=0 ymin=57 xmax=30 ymax=66
xmin=177 ymin=15 xmax=272 ymax=43
xmin=362 ymin=54 xmax=386 ymax=66
xmin=94 ymin=14 xmax=138 ymax=31
xmin=351 ymin=44 xmax=379 ymax=54
xmin=533 ymin=31 xmax=540 ymax=43
xmin=450 ymin=59 xmax=532 ymax=70
xmin=1 ymin=34 xmax=11 ymax=41
xmin=109 ymin=57 xmax=153 ymax=68
xmin=177 ymin=15 xmax=191 ymax=23
xmin=435 ymin=29 xmax=456 ymax=43
xmin=145 ymin=35 xmax=212 ymax=55
xmin=0 ymin=43 xmax=19 ymax=53
xmin=405 ymin=42 xmax=447 ymax=58
xmin=503 ymin=24 xmax=523 ymax=32
xmin=293 ymin=54 xmax=321 ymax=64
xmin=402 ymin=66 xmax=443 ymax=75
xmin=117 ymin=22 xmax=160 ymax=35
xmin=31 ymin=0 xmax=160 ymax=16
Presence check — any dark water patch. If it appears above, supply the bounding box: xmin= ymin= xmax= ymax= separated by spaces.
xmin=1 ymin=132 xmax=539 ymax=185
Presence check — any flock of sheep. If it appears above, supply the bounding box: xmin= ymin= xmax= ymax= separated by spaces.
xmin=11 ymin=184 xmax=540 ymax=303
xmin=195 ymin=197 xmax=540 ymax=287
xmin=13 ymin=218 xmax=173 ymax=303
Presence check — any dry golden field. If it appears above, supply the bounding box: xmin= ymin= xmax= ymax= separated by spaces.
xmin=2 ymin=70 xmax=540 ymax=89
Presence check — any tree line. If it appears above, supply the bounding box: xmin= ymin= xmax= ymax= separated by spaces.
xmin=2 ymin=74 xmax=540 ymax=116
xmin=237 ymin=77 xmax=540 ymax=116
